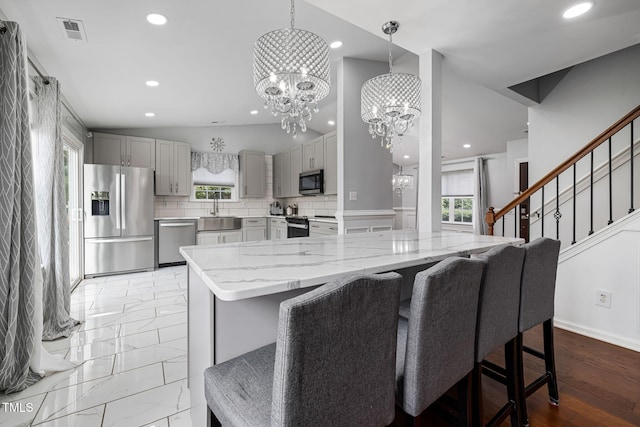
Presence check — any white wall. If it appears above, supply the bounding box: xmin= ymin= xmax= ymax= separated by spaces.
xmin=555 ymin=211 xmax=640 ymax=352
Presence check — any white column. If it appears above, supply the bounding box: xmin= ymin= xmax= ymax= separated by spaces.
xmin=418 ymin=50 xmax=443 ymax=232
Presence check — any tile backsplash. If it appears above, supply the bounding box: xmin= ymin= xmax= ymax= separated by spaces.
xmin=154 ymin=155 xmax=337 ymax=219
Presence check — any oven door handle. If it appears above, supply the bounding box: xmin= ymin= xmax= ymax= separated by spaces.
xmin=287 ymin=223 xmax=309 ymax=229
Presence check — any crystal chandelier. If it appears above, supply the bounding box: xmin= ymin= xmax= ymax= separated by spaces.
xmin=253 ymin=0 xmax=330 ymax=137
xmin=392 ymin=166 xmax=414 ymax=194
xmin=361 ymin=21 xmax=421 ymax=152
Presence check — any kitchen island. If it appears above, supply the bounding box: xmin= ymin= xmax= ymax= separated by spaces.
xmin=180 ymin=230 xmax=522 ymax=425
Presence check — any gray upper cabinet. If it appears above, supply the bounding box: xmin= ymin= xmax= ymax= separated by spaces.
xmin=155 ymin=139 xmax=191 ymax=196
xmin=323 ymin=131 xmax=337 ymax=195
xmin=302 ymin=136 xmax=324 ymax=172
xmin=126 ymin=136 xmax=156 ymax=169
xmin=92 ymin=132 xmax=155 ymax=169
xmin=290 ymin=145 xmax=302 ymax=197
xmin=273 ymin=151 xmax=291 ymax=198
xmin=239 ymin=150 xmax=266 ymax=198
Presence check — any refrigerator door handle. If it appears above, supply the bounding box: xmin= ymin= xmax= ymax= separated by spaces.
xmin=115 ymin=173 xmax=121 ymax=230
xmin=121 ymin=173 xmax=126 ymax=230
xmin=86 ymin=237 xmax=153 ymax=244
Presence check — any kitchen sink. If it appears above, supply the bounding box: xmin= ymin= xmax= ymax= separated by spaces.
xmin=198 ymin=217 xmax=242 ymax=231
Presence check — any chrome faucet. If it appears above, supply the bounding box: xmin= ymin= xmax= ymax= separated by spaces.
xmin=210 ymin=198 xmax=219 ymax=216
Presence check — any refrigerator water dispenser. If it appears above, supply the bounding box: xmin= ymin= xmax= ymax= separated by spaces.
xmin=91 ymin=191 xmax=110 ymax=216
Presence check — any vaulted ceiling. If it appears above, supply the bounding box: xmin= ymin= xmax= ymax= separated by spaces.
xmin=1 ymin=0 xmax=638 ymax=163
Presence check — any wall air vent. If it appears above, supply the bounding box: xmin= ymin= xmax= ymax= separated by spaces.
xmin=56 ymin=17 xmax=87 ymax=42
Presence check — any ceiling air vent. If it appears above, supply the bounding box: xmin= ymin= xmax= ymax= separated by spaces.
xmin=56 ymin=17 xmax=87 ymax=42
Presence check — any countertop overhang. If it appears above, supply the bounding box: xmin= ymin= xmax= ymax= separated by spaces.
xmin=180 ymin=230 xmax=523 ymax=301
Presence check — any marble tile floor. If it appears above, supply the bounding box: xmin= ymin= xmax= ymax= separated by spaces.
xmin=0 ymin=266 xmax=193 ymax=427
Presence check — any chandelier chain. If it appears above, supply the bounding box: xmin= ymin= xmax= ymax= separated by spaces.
xmin=388 ymin=30 xmax=393 ymax=74
xmin=290 ymin=0 xmax=295 ymax=30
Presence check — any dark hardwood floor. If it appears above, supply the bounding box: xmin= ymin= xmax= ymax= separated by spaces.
xmin=394 ymin=326 xmax=640 ymax=426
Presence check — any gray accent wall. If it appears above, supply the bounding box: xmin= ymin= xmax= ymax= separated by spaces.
xmin=337 ymin=58 xmax=393 ymax=212
xmin=529 ymin=43 xmax=640 ymax=183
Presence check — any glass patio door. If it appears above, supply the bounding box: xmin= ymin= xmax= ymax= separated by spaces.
xmin=64 ymin=139 xmax=82 ymax=289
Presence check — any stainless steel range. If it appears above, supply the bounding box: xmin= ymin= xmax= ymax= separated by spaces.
xmin=285 ymin=216 xmax=309 ymax=238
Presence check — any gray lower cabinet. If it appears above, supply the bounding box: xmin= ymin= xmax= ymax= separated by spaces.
xmin=196 ymin=230 xmax=242 ymax=245
xmin=242 ymin=218 xmax=267 ymax=242
xmin=309 ymin=221 xmax=338 ymax=236
xmin=269 ymin=217 xmax=288 ymax=240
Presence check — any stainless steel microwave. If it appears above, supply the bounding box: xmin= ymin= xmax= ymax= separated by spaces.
xmin=299 ymin=170 xmax=324 ymax=195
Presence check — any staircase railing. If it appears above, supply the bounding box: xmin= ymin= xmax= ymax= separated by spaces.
xmin=486 ymin=105 xmax=640 ymax=244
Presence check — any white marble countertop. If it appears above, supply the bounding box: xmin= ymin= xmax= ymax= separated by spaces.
xmin=180 ymin=230 xmax=523 ymax=301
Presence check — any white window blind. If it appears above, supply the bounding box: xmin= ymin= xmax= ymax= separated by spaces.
xmin=192 ymin=167 xmax=236 ymax=186
xmin=441 ymin=169 xmax=473 ymax=196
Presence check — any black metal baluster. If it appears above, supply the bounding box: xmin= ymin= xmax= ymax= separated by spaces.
xmin=554 ymin=176 xmax=561 ymax=240
xmin=541 ymin=186 xmax=545 ymax=238
xmin=502 ymin=217 xmax=505 ymax=237
xmin=514 ymin=207 xmax=517 ymax=237
xmin=589 ymin=151 xmax=594 ymax=235
xmin=608 ymin=137 xmax=613 ymax=225
xmin=572 ymin=164 xmax=576 ymax=244
xmin=630 ymin=120 xmax=635 ymax=214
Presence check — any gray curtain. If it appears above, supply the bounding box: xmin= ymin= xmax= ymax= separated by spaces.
xmin=0 ymin=21 xmax=41 ymax=393
xmin=473 ymin=157 xmax=489 ymax=235
xmin=191 ymin=152 xmax=239 ymax=173
xmin=33 ymin=77 xmax=79 ymax=340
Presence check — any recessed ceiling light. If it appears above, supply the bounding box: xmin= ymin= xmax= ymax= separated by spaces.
xmin=145 ymin=80 xmax=159 ymax=87
xmin=328 ymin=120 xmax=335 ymax=126
xmin=403 ymin=155 xmax=410 ymax=159
xmin=146 ymin=13 xmax=168 ymax=26
xmin=463 ymin=144 xmax=471 ymax=149
xmin=329 ymin=41 xmax=343 ymax=49
xmin=250 ymin=110 xmax=258 ymax=115
xmin=145 ymin=112 xmax=155 ymax=117
xmin=562 ymin=2 xmax=594 ymax=19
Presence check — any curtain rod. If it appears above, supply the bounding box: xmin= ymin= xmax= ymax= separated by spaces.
xmin=27 ymin=57 xmax=50 ymax=84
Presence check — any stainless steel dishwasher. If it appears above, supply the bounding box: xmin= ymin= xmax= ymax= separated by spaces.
xmin=156 ymin=219 xmax=197 ymax=267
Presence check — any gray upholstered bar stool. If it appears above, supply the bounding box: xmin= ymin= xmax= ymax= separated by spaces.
xmin=395 ymin=257 xmax=485 ymax=426
xmin=483 ymin=238 xmax=561 ymax=426
xmin=204 ymin=272 xmax=402 ymax=427
xmin=472 ymin=244 xmax=526 ymax=427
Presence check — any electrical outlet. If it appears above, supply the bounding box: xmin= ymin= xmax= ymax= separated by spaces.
xmin=596 ymin=290 xmax=612 ymax=308
xmin=349 ymin=191 xmax=357 ymax=201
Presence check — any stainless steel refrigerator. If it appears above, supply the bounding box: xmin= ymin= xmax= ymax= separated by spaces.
xmin=84 ymin=164 xmax=154 ymax=277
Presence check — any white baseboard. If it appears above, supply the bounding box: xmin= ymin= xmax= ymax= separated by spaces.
xmin=554 ymin=318 xmax=640 ymax=353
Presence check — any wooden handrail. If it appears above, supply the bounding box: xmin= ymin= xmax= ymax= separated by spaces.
xmin=487 ymin=105 xmax=640 ymax=235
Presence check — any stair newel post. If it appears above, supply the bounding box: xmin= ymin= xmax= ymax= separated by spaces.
xmin=486 ymin=207 xmax=495 ymax=236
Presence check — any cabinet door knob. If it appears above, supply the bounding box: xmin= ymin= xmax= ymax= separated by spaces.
xmin=170 ymin=182 xmax=173 ymax=193
xmin=176 ymin=182 xmax=179 ymax=193
xmin=121 ymin=155 xmax=124 ymax=166
xmin=128 ymin=155 xmax=131 ymax=166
